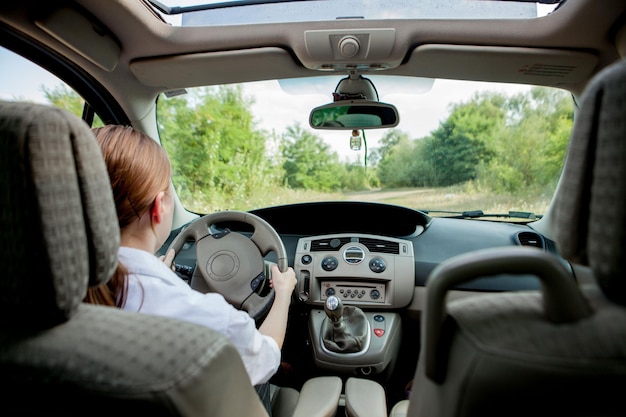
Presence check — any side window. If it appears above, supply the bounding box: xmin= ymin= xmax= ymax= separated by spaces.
xmin=0 ymin=45 xmax=103 ymax=126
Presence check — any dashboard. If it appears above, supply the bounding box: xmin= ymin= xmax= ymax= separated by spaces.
xmin=168 ymin=201 xmax=562 ymax=303
xmin=159 ymin=199 xmax=573 ymax=381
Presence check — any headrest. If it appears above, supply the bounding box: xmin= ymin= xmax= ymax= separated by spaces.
xmin=0 ymin=101 xmax=119 ymax=330
xmin=552 ymin=59 xmax=626 ymax=304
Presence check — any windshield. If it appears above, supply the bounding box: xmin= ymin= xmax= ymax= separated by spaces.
xmin=156 ymin=76 xmax=574 ymax=221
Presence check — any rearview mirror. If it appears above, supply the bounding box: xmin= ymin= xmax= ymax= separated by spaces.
xmin=309 ymin=99 xmax=399 ymax=130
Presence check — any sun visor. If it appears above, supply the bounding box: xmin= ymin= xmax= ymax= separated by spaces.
xmin=35 ymin=7 xmax=120 ymax=72
xmin=130 ymin=47 xmax=306 ymax=89
xmin=403 ymin=45 xmax=598 ymax=90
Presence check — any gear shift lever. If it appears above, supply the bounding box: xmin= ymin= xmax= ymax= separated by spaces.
xmin=322 ymin=294 xmax=368 ymax=353
xmin=325 ymin=295 xmax=345 ymax=332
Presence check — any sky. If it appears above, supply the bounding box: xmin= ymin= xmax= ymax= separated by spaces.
xmin=0 ymin=49 xmax=63 ymax=103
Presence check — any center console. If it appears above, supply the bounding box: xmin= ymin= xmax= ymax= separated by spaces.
xmin=294 ymin=233 xmax=414 ymax=377
xmin=294 ymin=233 xmax=415 ymax=308
xmin=308 ymin=304 xmax=402 ymax=377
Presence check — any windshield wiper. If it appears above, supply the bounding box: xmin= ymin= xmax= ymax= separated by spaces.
xmin=420 ymin=209 xmax=542 ymax=220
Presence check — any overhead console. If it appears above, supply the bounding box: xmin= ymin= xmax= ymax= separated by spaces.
xmin=302 ymin=28 xmax=402 ymax=71
xmin=294 ymin=233 xmax=415 ymax=309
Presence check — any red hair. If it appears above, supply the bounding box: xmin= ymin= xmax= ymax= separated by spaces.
xmin=84 ymin=125 xmax=171 ymax=307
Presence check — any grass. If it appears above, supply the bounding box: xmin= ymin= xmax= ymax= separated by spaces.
xmin=359 ymin=186 xmax=552 ymax=216
xmin=183 ymin=183 xmax=553 ymax=219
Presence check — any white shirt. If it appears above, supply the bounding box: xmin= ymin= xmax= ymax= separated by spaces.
xmin=118 ymin=246 xmax=281 ymax=385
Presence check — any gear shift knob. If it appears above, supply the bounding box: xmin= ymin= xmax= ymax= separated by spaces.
xmin=321 ymin=295 xmax=367 ymax=353
xmin=325 ymin=295 xmax=344 ymax=324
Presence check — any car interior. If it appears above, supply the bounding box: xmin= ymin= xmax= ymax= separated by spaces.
xmin=0 ymin=99 xmax=277 ymax=416
xmin=1 ymin=0 xmax=626 ymax=416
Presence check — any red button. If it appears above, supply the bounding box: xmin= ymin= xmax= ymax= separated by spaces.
xmin=374 ymin=328 xmax=385 ymax=337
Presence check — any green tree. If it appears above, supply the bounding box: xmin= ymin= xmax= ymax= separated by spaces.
xmin=478 ymin=87 xmax=573 ymax=193
xmin=342 ymin=154 xmax=380 ymax=190
xmin=374 ymin=88 xmax=572 ymax=192
xmin=420 ymin=92 xmax=504 ymax=186
xmin=281 ymin=123 xmax=343 ymax=192
xmin=377 ymin=131 xmax=415 ymax=187
xmin=158 ymin=86 xmax=279 ymax=211
xmin=375 ymin=129 xmax=408 ymax=162
xmin=41 ymin=84 xmax=103 ymax=127
xmin=445 ymin=91 xmax=507 ymax=146
xmin=408 ymin=140 xmax=439 ymax=187
xmin=422 ymin=119 xmax=492 ymax=186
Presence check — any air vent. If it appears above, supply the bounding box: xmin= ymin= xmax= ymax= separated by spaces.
xmin=518 ymin=64 xmax=576 ymax=78
xmin=516 ymin=231 xmax=544 ymax=249
xmin=311 ymin=237 xmax=352 ymax=252
xmin=359 ymin=237 xmax=400 ymax=254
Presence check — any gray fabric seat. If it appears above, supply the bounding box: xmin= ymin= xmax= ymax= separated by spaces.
xmin=0 ymin=100 xmax=342 ymax=417
xmin=0 ymin=101 xmax=271 ymax=416
xmin=392 ymin=59 xmax=626 ymax=417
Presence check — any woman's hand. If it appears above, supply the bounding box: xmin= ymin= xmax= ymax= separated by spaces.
xmin=159 ymin=248 xmax=176 ymax=271
xmin=269 ymin=264 xmax=297 ymax=301
xmin=260 ymin=264 xmax=297 ymax=349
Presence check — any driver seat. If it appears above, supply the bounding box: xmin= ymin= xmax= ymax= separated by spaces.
xmin=0 ymin=100 xmax=340 ymax=416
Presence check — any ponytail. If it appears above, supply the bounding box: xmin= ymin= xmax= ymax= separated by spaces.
xmin=84 ymin=262 xmax=129 ymax=307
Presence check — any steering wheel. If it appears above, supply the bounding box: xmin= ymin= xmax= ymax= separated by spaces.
xmin=166 ymin=210 xmax=288 ymax=322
